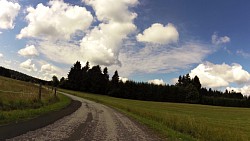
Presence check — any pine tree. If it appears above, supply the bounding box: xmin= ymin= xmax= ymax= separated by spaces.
xmin=88 ymin=65 xmax=106 ymax=94
xmin=193 ymin=75 xmax=201 ymax=90
xmin=103 ymin=67 xmax=109 ymax=94
xmin=81 ymin=61 xmax=90 ymax=91
xmin=103 ymin=67 xmax=109 ymax=80
xmin=111 ymin=70 xmax=119 ymax=85
xmin=68 ymin=61 xmax=83 ymax=90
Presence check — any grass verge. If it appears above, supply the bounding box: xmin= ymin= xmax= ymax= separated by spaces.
xmin=60 ymin=89 xmax=195 ymax=141
xmin=60 ymin=89 xmax=250 ymax=141
xmin=0 ymin=94 xmax=71 ymax=125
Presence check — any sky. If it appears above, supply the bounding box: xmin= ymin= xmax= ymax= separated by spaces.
xmin=1 ymin=0 xmax=250 ymax=95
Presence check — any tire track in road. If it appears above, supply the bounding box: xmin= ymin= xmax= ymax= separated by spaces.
xmin=8 ymin=92 xmax=163 ymax=141
xmin=64 ymin=112 xmax=94 ymax=141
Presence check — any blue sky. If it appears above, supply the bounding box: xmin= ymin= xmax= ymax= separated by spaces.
xmin=1 ymin=0 xmax=250 ymax=95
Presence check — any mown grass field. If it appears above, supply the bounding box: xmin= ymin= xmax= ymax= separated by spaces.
xmin=0 ymin=76 xmax=71 ymax=125
xmin=61 ymin=89 xmax=250 ymax=141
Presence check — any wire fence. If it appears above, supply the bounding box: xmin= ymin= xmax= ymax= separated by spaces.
xmin=0 ymin=90 xmax=33 ymax=95
xmin=0 ymin=85 xmax=57 ymax=101
xmin=0 ymin=85 xmax=58 ymax=111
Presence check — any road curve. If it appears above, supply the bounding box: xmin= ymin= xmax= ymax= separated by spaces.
xmin=7 ymin=92 xmax=162 ymax=141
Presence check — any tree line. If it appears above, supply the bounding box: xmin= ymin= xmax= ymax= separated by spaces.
xmin=55 ymin=61 xmax=250 ymax=108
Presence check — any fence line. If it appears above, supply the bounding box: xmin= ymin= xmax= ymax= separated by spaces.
xmin=0 ymin=90 xmax=33 ymax=95
xmin=0 ymin=85 xmax=57 ymax=100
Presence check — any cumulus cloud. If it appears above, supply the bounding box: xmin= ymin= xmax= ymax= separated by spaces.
xmin=0 ymin=53 xmax=3 ymax=58
xmin=41 ymin=63 xmax=56 ymax=73
xmin=21 ymin=0 xmax=138 ymax=67
xmin=212 ymin=33 xmax=230 ymax=45
xmin=137 ymin=23 xmax=179 ymax=44
xmin=227 ymin=86 xmax=250 ymax=96
xmin=17 ymin=0 xmax=93 ymax=40
xmin=148 ymin=79 xmax=165 ymax=85
xmin=80 ymin=0 xmax=138 ymax=65
xmin=190 ymin=62 xmax=250 ymax=88
xmin=18 ymin=45 xmax=39 ymax=57
xmin=20 ymin=59 xmax=37 ymax=72
xmin=40 ymin=63 xmax=60 ymax=80
xmin=0 ymin=0 xmax=20 ymax=29
xmin=35 ymin=59 xmax=67 ymax=80
xmin=84 ymin=0 xmax=138 ymax=22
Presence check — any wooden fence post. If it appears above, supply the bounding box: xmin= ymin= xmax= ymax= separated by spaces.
xmin=54 ymin=87 xmax=57 ymax=97
xmin=38 ymin=84 xmax=42 ymax=100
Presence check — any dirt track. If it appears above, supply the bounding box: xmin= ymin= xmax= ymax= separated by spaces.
xmin=7 ymin=92 xmax=162 ymax=141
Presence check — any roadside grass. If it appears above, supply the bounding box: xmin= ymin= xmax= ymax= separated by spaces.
xmin=0 ymin=76 xmax=71 ymax=125
xmin=60 ymin=89 xmax=250 ymax=141
xmin=0 ymin=76 xmax=57 ymax=110
xmin=0 ymin=94 xmax=70 ymax=125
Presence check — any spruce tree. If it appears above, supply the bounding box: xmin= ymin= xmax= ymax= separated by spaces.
xmin=111 ymin=70 xmax=119 ymax=85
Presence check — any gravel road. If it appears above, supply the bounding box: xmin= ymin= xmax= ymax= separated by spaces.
xmin=7 ymin=92 xmax=162 ymax=141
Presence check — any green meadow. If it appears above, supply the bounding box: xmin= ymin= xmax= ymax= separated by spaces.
xmin=61 ymin=89 xmax=250 ymax=141
xmin=0 ymin=76 xmax=70 ymax=125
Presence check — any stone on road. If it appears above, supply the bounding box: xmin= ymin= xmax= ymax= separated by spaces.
xmin=8 ymin=92 xmax=161 ymax=141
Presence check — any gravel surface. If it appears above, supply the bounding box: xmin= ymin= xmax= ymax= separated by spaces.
xmin=7 ymin=92 xmax=162 ymax=141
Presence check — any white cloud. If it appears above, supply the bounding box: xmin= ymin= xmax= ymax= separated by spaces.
xmin=212 ymin=33 xmax=230 ymax=45
xmin=41 ymin=63 xmax=56 ymax=73
xmin=0 ymin=0 xmax=20 ymax=29
xmin=190 ymin=62 xmax=250 ymax=88
xmin=237 ymin=50 xmax=250 ymax=58
xmin=17 ymin=0 xmax=93 ymax=40
xmin=119 ymin=77 xmax=128 ymax=83
xmin=227 ymin=86 xmax=250 ymax=96
xmin=171 ymin=78 xmax=179 ymax=85
xmin=0 ymin=58 xmax=12 ymax=68
xmin=112 ymin=42 xmax=211 ymax=77
xmin=40 ymin=63 xmax=61 ymax=80
xmin=0 ymin=56 xmax=12 ymax=68
xmin=80 ymin=0 xmax=138 ymax=66
xmin=137 ymin=23 xmax=179 ymax=44
xmin=38 ymin=41 xmax=83 ymax=65
xmin=148 ymin=79 xmax=165 ymax=85
xmin=20 ymin=59 xmax=37 ymax=72
xmin=33 ymin=59 xmax=68 ymax=80
xmin=25 ymin=0 xmax=138 ymax=67
xmin=84 ymin=0 xmax=138 ymax=22
xmin=4 ymin=60 xmax=11 ymax=64
xmin=18 ymin=45 xmax=39 ymax=57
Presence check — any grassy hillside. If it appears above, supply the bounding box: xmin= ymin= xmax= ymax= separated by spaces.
xmin=0 ymin=66 xmax=48 ymax=84
xmin=0 ymin=76 xmax=54 ymax=110
xmin=61 ymin=89 xmax=250 ymax=141
xmin=0 ymin=76 xmax=70 ymax=125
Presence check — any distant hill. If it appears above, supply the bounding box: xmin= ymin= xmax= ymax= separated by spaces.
xmin=0 ymin=66 xmax=48 ymax=84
